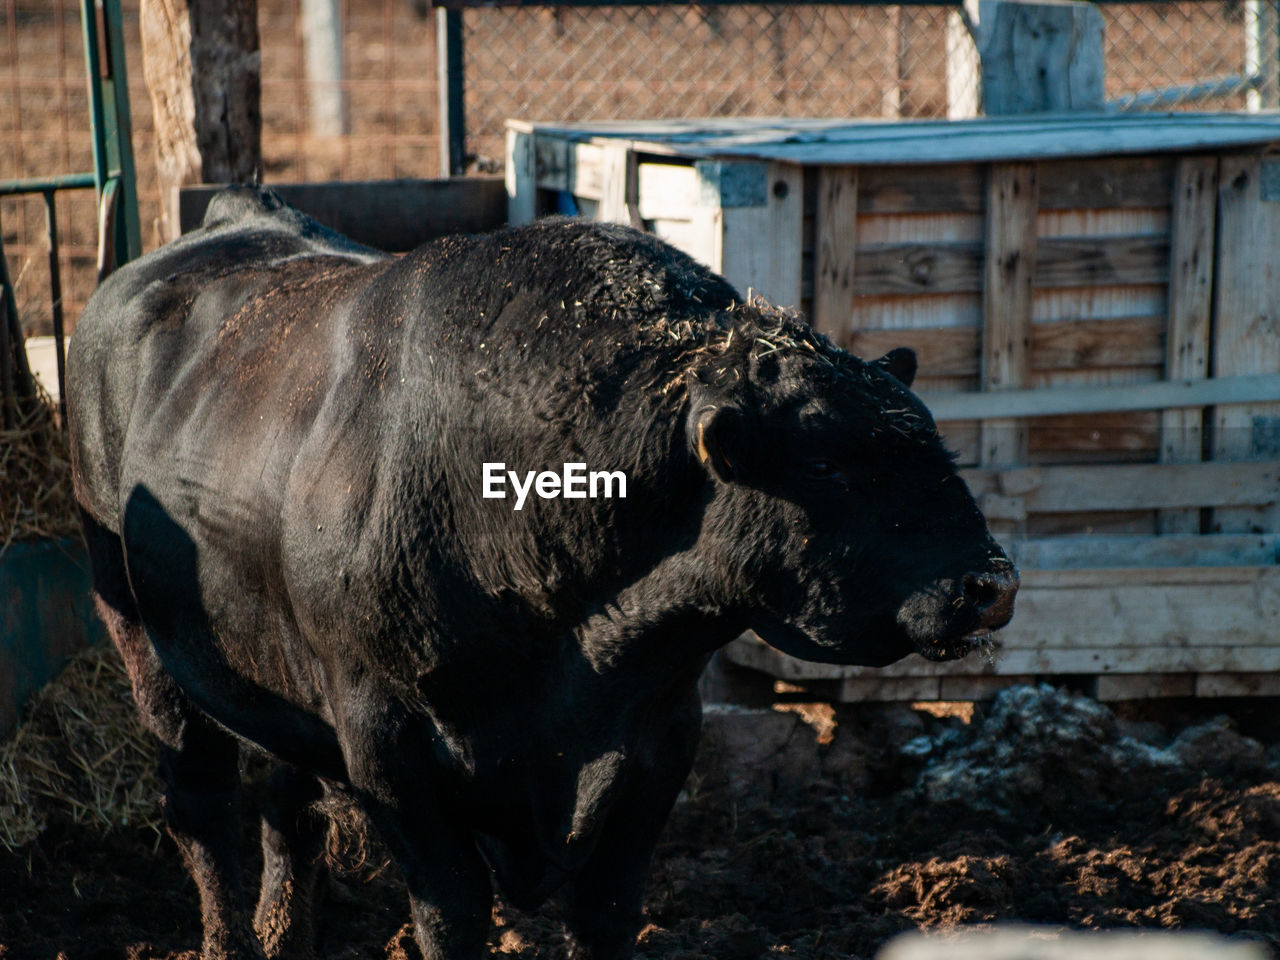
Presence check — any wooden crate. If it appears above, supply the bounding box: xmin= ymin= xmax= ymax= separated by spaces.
xmin=507 ymin=114 xmax=1280 ymax=699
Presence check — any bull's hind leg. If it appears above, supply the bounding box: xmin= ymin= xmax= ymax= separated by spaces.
xmin=253 ymin=762 xmax=328 ymax=959
xmin=82 ymin=510 xmax=264 ymax=960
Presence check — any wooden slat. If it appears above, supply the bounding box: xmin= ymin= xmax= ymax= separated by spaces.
xmin=1037 ymin=155 xmax=1177 ymax=211
xmin=1035 ymin=235 xmax=1169 ymax=287
xmin=598 ymin=142 xmax=640 ymax=228
xmin=1003 ymin=532 xmax=1280 ymax=570
xmin=1033 ymin=284 xmax=1168 ymax=322
xmin=813 ymin=166 xmax=859 ymax=344
xmin=1032 ymin=316 xmax=1165 ymax=370
xmin=838 ymin=676 xmax=941 ymax=702
xmin=857 ymin=163 xmax=985 ymax=214
xmin=981 ymin=163 xmax=1037 ymax=481
xmin=920 ymin=372 xmax=1280 ymax=420
xmin=719 ymin=161 xmax=805 ymax=309
xmin=854 ymin=156 xmax=1176 ymax=215
xmin=1196 ymin=673 xmax=1280 ymax=697
xmin=938 ymin=675 xmax=1035 ymax=701
xmin=853 ymin=242 xmax=984 ymax=295
xmin=853 ymin=235 xmax=1167 ymax=295
xmin=848 ymin=327 xmax=978 ymax=376
xmin=959 ymin=461 xmax=1280 ymax=513
xmin=1027 ymin=410 xmax=1159 ymax=458
xmin=1160 ymin=155 xmax=1218 ymax=535
xmin=855 ymin=212 xmax=984 ymax=244
xmin=847 ymin=316 xmax=1163 ymax=379
xmin=505 ymin=128 xmax=537 ymax=226
xmin=849 ymin=292 xmax=982 ymax=331
xmin=1213 ymin=154 xmax=1280 ymax=534
xmin=1036 ymin=207 xmax=1169 ymax=239
xmin=1096 ymin=674 xmax=1196 ymax=700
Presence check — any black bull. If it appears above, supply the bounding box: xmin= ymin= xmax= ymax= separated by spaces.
xmin=67 ymin=187 xmax=1016 ymax=960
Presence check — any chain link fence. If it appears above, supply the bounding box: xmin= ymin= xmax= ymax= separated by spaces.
xmin=2 ymin=0 xmax=1278 ymax=340
xmin=463 ymin=1 xmax=1279 ymax=165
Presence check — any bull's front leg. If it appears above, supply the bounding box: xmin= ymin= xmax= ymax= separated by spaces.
xmin=563 ymin=689 xmax=703 ymax=960
xmin=337 ymin=697 xmax=492 ymax=960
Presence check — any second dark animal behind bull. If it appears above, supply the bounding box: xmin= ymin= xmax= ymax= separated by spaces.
xmin=67 ymin=187 xmax=1015 ymax=960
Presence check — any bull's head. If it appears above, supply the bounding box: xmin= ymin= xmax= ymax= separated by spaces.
xmin=686 ymin=311 xmax=1016 ymax=668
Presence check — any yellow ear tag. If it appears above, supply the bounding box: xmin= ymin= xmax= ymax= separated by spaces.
xmin=696 ymin=421 xmax=712 ymax=466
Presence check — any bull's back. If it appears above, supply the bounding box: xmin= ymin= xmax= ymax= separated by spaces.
xmin=69 ymin=188 xmax=388 ymax=532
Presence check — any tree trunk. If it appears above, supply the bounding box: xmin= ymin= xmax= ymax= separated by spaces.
xmin=141 ymin=0 xmax=261 ymax=243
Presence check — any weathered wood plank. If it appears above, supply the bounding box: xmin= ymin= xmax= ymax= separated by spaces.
xmin=719 ymin=162 xmax=805 ymax=309
xmin=852 ymin=235 xmax=1168 ymax=295
xmin=839 ymin=676 xmax=942 ymax=702
xmin=1160 ymin=155 xmax=1218 ymax=534
xmin=1213 ymin=154 xmax=1280 ymax=533
xmin=849 ymin=327 xmax=978 ymax=377
xmin=1035 ymin=236 xmax=1169 ymax=288
xmin=506 ymin=128 xmax=537 ymax=226
xmin=853 ymin=242 xmax=984 ymax=295
xmin=1037 ymin=155 xmax=1177 ymax=211
xmin=1032 ymin=316 xmax=1165 ymax=370
xmin=938 ymin=675 xmax=1036 ymax=700
xmin=854 ymin=156 xmax=1177 ymax=215
xmin=959 ymin=461 xmax=1280 ymax=513
xmin=847 ymin=316 xmax=1163 ymax=379
xmin=1196 ymin=673 xmax=1280 ymax=697
xmin=856 ymin=212 xmax=985 ymax=244
xmin=1096 ymin=674 xmax=1196 ymax=700
xmin=1002 ymin=532 xmax=1280 ymax=570
xmin=1033 ymin=284 xmax=1168 ymax=322
xmin=857 ymin=163 xmax=985 ymax=214
xmin=920 ymin=372 xmax=1280 ymax=421
xmin=1036 ymin=207 xmax=1169 ymax=239
xmin=813 ymin=166 xmax=859 ymax=344
xmin=598 ymin=142 xmax=639 ymax=228
xmin=981 ymin=162 xmax=1037 ymax=480
xmin=849 ymin=293 xmax=983 ymax=332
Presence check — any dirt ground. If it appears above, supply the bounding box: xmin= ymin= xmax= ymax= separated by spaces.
xmin=3 ymin=657 xmax=1280 ymax=960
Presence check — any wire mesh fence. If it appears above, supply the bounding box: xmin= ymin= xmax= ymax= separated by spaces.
xmin=1 ymin=0 xmax=1277 ymax=340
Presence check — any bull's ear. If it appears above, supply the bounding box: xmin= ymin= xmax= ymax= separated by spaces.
xmin=874 ymin=347 xmax=917 ymax=388
xmin=688 ymin=403 xmax=744 ymax=483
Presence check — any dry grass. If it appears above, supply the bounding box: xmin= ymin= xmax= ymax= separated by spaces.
xmin=0 ymin=384 xmax=80 ymax=554
xmin=0 ymin=644 xmax=162 ymax=853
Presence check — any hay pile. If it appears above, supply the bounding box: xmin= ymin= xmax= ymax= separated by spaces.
xmin=0 ymin=380 xmax=80 ymax=552
xmin=0 ymin=644 xmax=162 ymax=852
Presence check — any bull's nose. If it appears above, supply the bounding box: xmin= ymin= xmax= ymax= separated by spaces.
xmin=962 ymin=566 xmax=1019 ymax=630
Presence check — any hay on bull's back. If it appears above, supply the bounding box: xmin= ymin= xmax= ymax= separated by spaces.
xmin=0 ymin=644 xmax=162 ymax=852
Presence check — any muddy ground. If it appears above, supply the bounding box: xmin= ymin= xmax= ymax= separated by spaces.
xmin=4 ymin=673 xmax=1280 ymax=960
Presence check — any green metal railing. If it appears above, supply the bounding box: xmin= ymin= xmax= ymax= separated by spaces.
xmin=0 ymin=0 xmax=140 ymax=426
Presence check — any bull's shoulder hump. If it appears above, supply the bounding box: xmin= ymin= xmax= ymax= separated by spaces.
xmin=200 ymin=184 xmax=386 ymax=263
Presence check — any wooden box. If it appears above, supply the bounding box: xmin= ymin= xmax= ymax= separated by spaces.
xmin=506 ymin=115 xmax=1280 ymax=700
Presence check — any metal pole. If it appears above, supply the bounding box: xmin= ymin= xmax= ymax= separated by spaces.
xmin=436 ymin=7 xmax=466 ymax=177
xmin=80 ymin=0 xmax=108 ymax=197
xmin=43 ymin=191 xmax=68 ymax=426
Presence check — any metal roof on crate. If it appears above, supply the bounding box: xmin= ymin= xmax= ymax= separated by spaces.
xmin=508 ymin=112 xmax=1280 ymax=165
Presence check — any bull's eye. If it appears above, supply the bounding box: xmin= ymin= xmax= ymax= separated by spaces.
xmin=804 ymin=459 xmax=843 ymax=481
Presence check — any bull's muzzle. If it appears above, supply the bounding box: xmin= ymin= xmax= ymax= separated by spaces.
xmin=962 ymin=563 xmax=1019 ymax=633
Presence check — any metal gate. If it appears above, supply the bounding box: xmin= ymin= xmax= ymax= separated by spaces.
xmin=0 ymin=0 xmax=139 ymax=426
